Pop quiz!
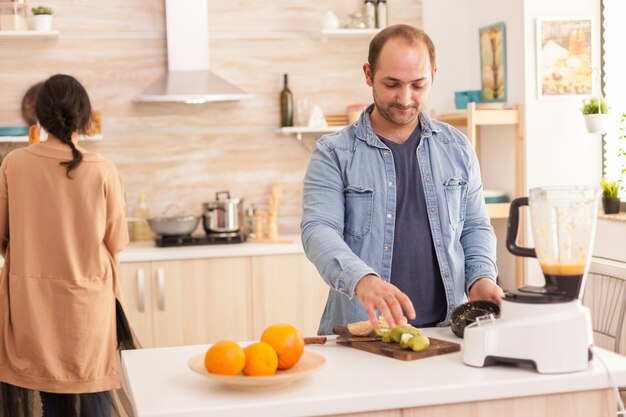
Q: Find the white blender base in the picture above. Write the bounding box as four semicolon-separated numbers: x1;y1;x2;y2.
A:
463;299;594;374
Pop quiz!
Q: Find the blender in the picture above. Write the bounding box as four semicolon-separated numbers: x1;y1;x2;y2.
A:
463;186;600;373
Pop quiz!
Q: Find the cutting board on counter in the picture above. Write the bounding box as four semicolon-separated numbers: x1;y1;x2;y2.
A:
333;326;460;361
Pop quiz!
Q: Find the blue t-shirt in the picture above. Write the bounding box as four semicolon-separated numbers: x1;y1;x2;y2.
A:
379;126;447;327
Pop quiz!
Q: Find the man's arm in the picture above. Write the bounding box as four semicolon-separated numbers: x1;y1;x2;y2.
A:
301;140;378;299
460;144;502;302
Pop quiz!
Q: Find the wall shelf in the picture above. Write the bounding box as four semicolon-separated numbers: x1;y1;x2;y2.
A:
433;102;524;286
320;28;380;38
0;134;103;143
0;30;59;38
278;126;344;140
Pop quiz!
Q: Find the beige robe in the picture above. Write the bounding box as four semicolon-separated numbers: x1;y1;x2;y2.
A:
0;141;129;393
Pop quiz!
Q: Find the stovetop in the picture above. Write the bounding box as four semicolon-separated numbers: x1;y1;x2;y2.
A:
155;233;246;248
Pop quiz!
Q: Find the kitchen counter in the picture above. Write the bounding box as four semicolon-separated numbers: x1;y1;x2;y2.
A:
0;236;306;269
122;327;626;417
119;235;305;263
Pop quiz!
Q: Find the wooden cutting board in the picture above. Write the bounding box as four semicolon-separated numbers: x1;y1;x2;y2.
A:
333;326;460;361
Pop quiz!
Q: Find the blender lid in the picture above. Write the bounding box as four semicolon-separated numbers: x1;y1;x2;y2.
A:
504;287;571;304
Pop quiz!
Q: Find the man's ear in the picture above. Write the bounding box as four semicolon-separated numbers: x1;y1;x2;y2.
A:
363;63;374;87
432;65;438;84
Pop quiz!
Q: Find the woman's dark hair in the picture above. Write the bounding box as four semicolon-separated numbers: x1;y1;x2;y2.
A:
35;74;92;178
368;24;436;77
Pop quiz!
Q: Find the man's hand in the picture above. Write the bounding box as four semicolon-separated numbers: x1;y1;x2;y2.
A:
354;274;416;331
468;278;504;304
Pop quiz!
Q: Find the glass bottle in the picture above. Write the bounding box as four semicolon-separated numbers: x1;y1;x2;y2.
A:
133;193;152;242
364;0;376;29
280;74;294;127
376;0;387;28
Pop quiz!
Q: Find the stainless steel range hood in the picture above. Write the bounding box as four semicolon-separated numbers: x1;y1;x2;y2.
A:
135;0;252;104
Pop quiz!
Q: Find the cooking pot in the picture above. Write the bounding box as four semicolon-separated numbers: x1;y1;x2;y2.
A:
147;215;200;237
132;204;200;237
202;191;243;234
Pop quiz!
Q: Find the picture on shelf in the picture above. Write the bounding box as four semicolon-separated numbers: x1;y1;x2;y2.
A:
479;22;507;103
536;17;592;98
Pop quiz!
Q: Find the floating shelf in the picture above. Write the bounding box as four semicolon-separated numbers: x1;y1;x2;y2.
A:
320;28;380;38
485;202;511;219
278;126;344;140
0;134;103;143
0;30;59;38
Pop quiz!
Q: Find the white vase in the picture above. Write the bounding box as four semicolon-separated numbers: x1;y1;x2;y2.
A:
583;114;610;135
33;14;53;31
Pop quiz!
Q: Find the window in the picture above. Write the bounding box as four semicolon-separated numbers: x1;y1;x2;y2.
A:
602;0;626;199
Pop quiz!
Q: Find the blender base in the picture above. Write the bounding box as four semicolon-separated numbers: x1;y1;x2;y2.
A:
463;298;594;374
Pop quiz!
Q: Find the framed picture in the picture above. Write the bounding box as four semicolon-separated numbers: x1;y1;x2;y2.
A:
536;17;593;98
479;22;507;103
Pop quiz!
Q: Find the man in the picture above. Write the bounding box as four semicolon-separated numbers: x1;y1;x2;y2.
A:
301;24;503;336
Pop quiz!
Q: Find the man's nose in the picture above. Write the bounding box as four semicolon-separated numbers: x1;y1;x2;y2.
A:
397;85;412;106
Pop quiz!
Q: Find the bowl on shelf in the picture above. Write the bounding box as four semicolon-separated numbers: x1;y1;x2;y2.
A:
0;126;29;137
483;190;509;204
454;90;482;110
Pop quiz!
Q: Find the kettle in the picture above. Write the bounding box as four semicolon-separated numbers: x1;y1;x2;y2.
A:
202;191;243;234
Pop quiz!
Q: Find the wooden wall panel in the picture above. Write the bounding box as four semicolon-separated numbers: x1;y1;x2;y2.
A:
0;0;422;234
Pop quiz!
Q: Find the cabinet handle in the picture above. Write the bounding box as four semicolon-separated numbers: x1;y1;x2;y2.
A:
136;268;145;313
156;267;165;311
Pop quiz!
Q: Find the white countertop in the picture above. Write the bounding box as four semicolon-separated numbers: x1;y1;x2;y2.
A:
121;327;626;417
119;235;304;263
0;236;305;269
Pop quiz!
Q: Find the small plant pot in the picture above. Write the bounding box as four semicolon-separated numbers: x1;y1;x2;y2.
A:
583;114;610;135
602;197;621;214
33;15;53;31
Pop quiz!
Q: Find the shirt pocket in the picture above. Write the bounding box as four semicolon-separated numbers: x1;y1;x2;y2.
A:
344;185;374;238
443;177;468;225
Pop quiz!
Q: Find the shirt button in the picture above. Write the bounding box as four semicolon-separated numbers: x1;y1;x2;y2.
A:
384;245;389;252
387;213;392;219
430;208;436;213
388;181;393;187
444;272;449;277
383;152;390;157
436;241;441;246
425;177;430;182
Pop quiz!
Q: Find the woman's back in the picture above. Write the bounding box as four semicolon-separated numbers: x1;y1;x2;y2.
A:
2;142;127;281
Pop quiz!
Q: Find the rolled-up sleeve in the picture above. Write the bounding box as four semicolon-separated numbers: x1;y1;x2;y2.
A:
301;140;377;298
460;146;498;291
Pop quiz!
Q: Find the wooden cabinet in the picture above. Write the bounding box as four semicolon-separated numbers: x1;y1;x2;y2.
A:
250;254;328;338
119;262;154;347
432;103;525;286
119;257;252;348
119;253;328;348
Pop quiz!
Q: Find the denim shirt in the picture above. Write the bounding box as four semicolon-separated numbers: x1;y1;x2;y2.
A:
301;105;498;336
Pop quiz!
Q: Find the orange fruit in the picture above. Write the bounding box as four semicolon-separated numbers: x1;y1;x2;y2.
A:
204;340;246;376
260;323;304;370
242;342;278;376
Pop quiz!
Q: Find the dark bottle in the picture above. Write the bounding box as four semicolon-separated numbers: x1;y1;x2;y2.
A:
280;73;294;127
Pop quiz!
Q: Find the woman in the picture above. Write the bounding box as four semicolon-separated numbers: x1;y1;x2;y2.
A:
0;74;135;417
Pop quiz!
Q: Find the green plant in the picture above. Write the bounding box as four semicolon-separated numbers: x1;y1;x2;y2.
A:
601;177;620;199
581;97;609;115
31;6;53;15
619;112;626;194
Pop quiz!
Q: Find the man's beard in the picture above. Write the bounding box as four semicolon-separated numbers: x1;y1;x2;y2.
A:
375;98;420;126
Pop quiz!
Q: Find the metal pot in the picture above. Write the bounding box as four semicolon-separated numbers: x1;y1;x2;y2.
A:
147;215;200;237
139;204;201;237
202;191;243;234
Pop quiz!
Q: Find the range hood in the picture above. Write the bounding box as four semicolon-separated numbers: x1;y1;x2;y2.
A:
135;0;252;104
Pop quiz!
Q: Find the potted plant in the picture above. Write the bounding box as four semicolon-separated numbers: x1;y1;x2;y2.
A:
582;97;610;134
31;6;53;31
600;177;621;214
